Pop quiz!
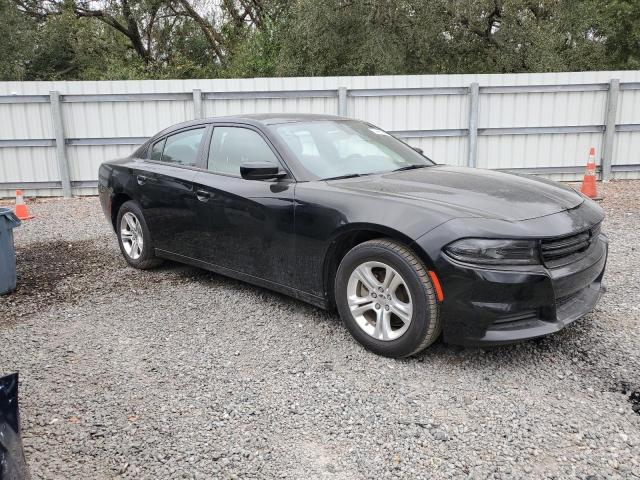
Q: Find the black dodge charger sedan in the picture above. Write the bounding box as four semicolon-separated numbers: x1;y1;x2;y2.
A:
99;114;607;358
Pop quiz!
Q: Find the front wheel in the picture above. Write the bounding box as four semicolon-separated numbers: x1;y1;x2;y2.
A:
116;201;163;270
335;239;441;358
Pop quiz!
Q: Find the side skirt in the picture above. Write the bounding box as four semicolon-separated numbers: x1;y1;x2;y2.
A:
155;249;329;310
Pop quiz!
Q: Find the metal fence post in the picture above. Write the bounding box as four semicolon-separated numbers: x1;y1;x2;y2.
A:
49;91;72;198
338;87;348;117
601;79;619;182
192;89;203;119
468;82;479;168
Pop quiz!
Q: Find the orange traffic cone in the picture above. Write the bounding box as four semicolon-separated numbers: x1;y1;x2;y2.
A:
580;147;602;200
14;189;33;220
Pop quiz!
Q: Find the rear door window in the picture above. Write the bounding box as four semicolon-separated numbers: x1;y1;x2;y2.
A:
156;128;206;167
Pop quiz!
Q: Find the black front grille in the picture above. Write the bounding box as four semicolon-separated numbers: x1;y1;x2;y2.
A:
541;223;601;266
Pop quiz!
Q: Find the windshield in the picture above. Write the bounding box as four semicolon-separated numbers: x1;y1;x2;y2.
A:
271;120;434;180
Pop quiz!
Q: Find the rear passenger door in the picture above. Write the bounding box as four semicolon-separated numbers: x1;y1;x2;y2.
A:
137;126;209;258
191;125;297;287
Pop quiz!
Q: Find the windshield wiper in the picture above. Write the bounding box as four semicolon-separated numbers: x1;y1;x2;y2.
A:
392;164;430;172
323;173;364;181
324;166;428;180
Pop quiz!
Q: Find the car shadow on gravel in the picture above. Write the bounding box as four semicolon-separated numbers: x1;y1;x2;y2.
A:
4;238;638;416
0;238;336;329
1;240;136;326
172;260;637;402
172;262;639;400
412;317;589;367
171;265;337;319
412;313;640;415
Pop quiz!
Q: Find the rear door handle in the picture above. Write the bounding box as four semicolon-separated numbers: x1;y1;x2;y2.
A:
137;175;148;185
196;189;211;202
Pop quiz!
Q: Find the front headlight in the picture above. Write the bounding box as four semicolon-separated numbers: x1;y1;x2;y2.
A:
444;238;540;265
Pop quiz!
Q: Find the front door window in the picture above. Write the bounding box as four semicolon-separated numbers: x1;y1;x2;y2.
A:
207;127;279;176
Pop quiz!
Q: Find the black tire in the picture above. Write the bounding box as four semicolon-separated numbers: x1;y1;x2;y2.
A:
116;200;163;270
335;238;441;358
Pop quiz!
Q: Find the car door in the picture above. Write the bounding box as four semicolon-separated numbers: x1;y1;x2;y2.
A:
191;124;297;288
136;125;209;258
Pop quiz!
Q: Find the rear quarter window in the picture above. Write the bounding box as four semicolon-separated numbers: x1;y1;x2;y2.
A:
150;138;166;161
147;128;206;167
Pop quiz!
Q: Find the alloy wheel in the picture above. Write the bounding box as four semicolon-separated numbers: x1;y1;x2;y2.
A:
120;212;144;260
346;261;413;341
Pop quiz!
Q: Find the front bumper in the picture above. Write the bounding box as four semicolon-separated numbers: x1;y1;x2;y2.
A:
434;234;607;346
414;196;608;347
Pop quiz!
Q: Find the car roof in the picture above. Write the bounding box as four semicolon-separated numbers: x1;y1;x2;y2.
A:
215;113;347;125
161;113;350;134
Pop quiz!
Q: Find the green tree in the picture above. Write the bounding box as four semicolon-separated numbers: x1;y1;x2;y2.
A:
273;0;615;76
407;0;610;74
3;0;640;81
0;0;36;80
602;0;640;69
274;0;415;76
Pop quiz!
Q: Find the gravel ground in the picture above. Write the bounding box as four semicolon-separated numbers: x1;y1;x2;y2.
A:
1;181;639;479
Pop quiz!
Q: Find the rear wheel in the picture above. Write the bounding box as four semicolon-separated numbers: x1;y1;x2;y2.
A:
335;239;441;358
116;201;163;269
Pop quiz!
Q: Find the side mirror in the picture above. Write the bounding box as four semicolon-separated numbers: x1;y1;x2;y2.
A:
240;161;286;180
412;146;424;155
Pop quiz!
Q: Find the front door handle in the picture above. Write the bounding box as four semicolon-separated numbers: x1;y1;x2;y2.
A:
137;175;148;185
196;189;211;202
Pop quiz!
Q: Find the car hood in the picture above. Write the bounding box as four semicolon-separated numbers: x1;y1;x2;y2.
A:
330;165;584;221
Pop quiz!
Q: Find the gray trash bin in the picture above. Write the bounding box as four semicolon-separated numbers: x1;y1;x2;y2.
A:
0;207;21;295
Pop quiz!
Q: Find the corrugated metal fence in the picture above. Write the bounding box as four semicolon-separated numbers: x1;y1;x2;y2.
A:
1;71;639;198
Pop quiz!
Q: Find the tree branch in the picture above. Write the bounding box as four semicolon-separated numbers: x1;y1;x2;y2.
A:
172;0;225;60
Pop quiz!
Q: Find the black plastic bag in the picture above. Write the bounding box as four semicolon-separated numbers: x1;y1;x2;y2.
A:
0;373;29;480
